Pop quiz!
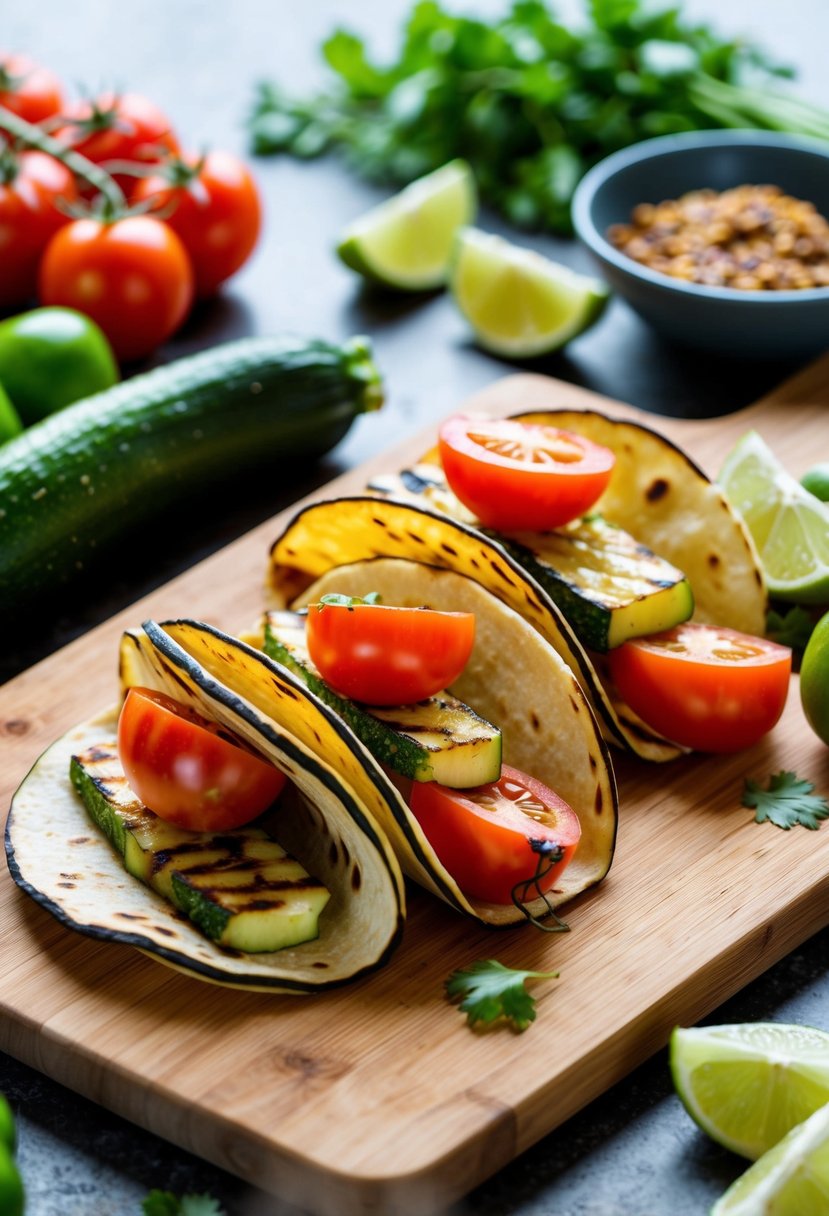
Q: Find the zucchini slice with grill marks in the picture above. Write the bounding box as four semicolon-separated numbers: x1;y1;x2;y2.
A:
70;742;330;953
263;609;502;788
368;464;693;651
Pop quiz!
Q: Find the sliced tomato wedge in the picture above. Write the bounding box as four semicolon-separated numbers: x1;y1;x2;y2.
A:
117;687;286;831
608;623;792;753
409;764;580;905
305;597;475;705
438;413;615;530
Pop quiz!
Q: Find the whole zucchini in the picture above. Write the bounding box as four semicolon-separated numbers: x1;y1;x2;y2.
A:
0;334;383;615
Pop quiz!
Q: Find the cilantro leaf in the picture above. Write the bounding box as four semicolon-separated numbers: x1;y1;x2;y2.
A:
142;1192;226;1216
446;959;558;1032
743;771;829;831
766;606;815;655
317;591;381;610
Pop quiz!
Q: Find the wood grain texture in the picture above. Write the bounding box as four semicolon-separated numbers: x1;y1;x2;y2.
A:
2;362;829;1215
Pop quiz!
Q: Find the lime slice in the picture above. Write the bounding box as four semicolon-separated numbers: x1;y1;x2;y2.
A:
719;430;829;604
671;1023;829;1160
337;160;476;290
711;1101;829;1215
448;227;609;358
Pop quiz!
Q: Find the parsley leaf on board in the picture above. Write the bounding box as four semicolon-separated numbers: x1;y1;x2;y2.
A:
446;959;558;1032
248;0;829;234
142;1192;226;1216
743;771;829;831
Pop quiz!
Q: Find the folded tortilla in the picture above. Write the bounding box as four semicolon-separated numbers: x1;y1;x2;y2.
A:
241;559;617;924
269;409;765;761
6;623;406;993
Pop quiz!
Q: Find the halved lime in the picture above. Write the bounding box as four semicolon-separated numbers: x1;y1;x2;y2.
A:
719;431;829;604
448;227;609;358
336;160;476;290
711;1100;829;1215
671;1023;829;1160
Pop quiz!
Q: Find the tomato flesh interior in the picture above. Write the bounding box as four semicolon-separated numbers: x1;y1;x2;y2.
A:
305;601;475;705
608;622;792;753
409;764;580;905
438;413;616;531
117;686;286;831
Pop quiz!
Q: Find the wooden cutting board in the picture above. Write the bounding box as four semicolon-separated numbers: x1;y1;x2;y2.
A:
2;361;829;1215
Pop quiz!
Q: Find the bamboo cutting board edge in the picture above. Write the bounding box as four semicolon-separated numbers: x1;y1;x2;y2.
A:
1;358;829;1214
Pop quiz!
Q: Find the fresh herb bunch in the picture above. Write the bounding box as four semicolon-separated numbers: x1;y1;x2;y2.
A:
249;0;829;233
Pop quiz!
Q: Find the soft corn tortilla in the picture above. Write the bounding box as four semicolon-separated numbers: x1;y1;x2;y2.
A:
249;559;617;923
7;628;406;993
353;409;766;758
269;494;681;761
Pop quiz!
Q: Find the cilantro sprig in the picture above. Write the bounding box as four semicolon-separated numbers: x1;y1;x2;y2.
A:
248;0;829;234
142;1191;226;1216
446;959;558;1032
743;771;829;831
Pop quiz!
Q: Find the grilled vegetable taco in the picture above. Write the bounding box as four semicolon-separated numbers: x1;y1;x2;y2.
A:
233;558;618;925
269;409;766;761
6;620;406;993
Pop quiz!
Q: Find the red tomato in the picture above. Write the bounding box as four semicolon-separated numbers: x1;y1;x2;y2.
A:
54;92;179;193
0;150;77;309
117;687;286;831
0;52;63;127
132;151;262;297
39;215;194;361
438;414;616;531
608;623;792;753
305;600;475;705
410;765;581;905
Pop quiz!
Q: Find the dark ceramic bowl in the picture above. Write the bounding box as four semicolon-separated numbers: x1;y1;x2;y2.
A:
572;130;829;359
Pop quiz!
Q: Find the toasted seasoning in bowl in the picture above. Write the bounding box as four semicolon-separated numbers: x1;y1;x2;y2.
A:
608;185;829;290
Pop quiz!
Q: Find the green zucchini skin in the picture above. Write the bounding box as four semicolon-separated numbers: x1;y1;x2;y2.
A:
0;335;382;614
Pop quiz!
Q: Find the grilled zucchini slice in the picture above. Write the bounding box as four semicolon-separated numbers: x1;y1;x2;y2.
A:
263;610;502;788
369;465;693;651
70;742;330;953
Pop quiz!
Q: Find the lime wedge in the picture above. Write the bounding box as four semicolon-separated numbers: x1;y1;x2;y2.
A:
711;1101;829;1215
671;1023;829;1160
448;227;609;358
719;430;829;604
337;160;476;290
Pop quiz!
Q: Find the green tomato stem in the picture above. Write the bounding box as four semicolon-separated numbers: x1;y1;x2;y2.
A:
0;104;126;210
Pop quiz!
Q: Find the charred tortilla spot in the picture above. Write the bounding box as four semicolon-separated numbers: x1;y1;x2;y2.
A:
69;836;91;844
489;561;516;587
530;712;540;732
406;530;426;545
708;553;721;567
646;478;670;502
371;516;387;528
116;911;146;921
595;785;603;815
155;926;177;938
569;696;581;713
57;881;75;888
441;543;458;557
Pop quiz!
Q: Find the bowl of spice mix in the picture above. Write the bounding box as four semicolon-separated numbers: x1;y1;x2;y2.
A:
572;130;829;358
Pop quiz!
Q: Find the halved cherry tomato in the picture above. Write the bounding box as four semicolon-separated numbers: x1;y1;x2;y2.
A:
410;765;580;905
39;214;194;361
607;623;791;753
0;149;78;309
0;52;63;128
117;686;286;831
132;150;262;297
305;599;475;705
438;413;615;531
